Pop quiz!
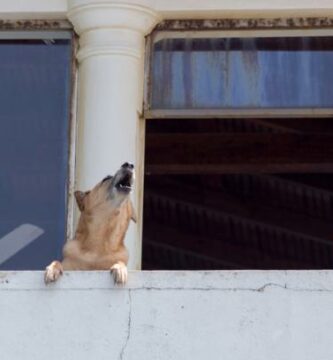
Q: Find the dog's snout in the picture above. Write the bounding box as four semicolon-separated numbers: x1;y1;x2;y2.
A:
121;162;134;170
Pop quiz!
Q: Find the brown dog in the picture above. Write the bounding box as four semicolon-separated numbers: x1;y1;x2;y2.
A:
44;162;136;285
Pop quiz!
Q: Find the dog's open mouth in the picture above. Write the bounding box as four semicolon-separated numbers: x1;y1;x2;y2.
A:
115;172;133;192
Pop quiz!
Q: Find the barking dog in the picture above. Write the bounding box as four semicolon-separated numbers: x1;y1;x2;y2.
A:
44;162;136;285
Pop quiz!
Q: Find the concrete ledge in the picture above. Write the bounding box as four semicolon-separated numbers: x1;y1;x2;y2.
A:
1;271;333;360
1;270;333;291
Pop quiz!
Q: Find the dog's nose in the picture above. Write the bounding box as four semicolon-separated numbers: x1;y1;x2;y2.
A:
122;162;134;170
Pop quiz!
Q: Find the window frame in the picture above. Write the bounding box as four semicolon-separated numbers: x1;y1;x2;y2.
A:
142;18;333;270
144;18;333;119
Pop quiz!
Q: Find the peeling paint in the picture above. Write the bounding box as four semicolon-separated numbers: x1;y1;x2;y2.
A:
155;17;333;31
155;17;333;32
0;20;73;30
0;19;72;31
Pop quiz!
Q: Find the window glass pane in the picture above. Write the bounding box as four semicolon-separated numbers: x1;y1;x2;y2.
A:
0;38;72;270
150;37;333;109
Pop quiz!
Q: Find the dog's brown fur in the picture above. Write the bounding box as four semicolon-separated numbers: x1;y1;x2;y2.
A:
44;163;136;285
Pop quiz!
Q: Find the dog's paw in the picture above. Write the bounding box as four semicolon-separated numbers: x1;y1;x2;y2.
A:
110;262;128;285
44;261;63;284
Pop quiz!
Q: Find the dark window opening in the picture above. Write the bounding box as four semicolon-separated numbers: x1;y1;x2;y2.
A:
142;118;333;270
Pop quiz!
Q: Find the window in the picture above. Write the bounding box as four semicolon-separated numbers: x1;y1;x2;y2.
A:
148;33;333;114
0;31;74;270
142;25;333;270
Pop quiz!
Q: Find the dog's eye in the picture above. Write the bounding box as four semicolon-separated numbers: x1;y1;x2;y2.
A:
102;175;112;183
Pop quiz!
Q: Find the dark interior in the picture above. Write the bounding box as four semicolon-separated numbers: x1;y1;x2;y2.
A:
142;118;333;270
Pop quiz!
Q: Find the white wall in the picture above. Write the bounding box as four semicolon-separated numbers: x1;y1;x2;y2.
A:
1;270;333;360
3;0;333;19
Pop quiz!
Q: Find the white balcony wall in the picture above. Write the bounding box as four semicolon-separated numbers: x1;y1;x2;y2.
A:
1;271;333;360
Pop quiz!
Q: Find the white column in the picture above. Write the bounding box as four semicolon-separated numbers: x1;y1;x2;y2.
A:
67;0;160;269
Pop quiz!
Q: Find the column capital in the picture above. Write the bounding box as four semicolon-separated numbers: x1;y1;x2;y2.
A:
68;0;161;62
68;0;161;35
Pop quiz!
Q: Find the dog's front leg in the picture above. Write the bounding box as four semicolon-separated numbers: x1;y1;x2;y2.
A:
44;261;63;284
110;261;128;285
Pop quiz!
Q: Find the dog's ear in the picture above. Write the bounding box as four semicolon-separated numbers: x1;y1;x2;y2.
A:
74;191;86;212
130;201;137;223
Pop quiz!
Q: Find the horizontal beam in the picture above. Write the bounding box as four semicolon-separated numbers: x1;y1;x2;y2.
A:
0;0;67;20
155;0;333;19
1;269;333;290
145;164;333;175
145;109;333;119
145;133;333;174
2;1;333;22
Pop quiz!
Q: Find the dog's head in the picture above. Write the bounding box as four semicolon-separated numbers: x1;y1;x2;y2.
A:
74;162;136;222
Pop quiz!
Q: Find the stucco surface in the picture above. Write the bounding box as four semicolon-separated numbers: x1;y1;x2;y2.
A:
0;271;333;360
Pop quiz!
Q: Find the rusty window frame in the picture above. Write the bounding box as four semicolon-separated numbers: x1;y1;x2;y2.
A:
144;18;333;119
0;20;78;243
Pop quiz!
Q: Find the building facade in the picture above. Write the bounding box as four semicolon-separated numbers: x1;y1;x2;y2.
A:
1;1;333;359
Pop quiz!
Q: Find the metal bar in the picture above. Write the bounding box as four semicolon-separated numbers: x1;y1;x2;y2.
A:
153;28;333;43
66;33;79;242
0;30;72;40
145;109;333;119
143;34;153;115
